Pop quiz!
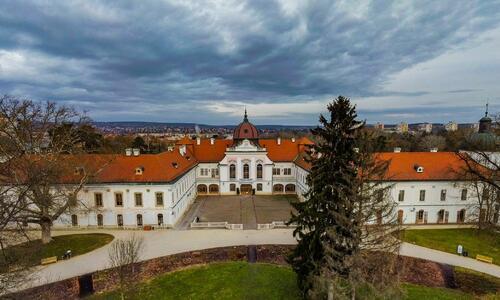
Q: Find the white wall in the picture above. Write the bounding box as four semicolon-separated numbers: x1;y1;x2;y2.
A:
54;167;197;228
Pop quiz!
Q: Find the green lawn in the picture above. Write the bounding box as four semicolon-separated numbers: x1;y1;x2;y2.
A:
91;262;490;300
403;283;472;300
401;228;500;265
3;233;114;267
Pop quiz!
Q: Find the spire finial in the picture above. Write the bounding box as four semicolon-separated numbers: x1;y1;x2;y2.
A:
485;102;489;117
244;106;248;122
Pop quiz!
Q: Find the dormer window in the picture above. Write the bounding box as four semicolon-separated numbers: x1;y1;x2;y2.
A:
414;165;424;173
74;167;84;175
135;167;144;175
172;162;179;169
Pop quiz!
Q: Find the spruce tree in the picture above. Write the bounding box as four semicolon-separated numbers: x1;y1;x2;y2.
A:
289;96;363;296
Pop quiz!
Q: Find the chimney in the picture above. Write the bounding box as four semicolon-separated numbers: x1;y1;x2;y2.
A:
132;148;140;156
277;137;281;145
125;148;132;156
291;137;295;143
196;137;201;145
179;145;186;156
210;137;215;145
430;147;438;152
393;147;401;153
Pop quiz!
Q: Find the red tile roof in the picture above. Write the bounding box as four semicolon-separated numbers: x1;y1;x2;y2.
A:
193;139;233;162
176;137;314;163
85;147;198;184
376;152;469;181
295;151;477;181
46;137;480;184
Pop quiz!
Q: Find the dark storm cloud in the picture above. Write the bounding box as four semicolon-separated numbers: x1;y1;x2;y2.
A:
0;0;499;123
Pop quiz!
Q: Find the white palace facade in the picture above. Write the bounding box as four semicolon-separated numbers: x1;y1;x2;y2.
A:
54;112;499;229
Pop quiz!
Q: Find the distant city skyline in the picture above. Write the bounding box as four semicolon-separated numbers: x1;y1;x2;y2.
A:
0;1;499;125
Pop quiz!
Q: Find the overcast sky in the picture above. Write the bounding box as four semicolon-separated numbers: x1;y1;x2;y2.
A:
0;1;499;125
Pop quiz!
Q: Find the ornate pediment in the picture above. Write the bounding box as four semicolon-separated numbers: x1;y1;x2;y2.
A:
229;139;261;152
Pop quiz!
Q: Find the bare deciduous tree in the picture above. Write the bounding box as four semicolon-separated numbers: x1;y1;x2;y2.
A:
0;95;103;244
457;150;499;230
108;234;145;300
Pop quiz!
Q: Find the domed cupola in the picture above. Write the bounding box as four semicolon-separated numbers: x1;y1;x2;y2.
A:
233;109;259;142
478;104;492;133
469;103;498;150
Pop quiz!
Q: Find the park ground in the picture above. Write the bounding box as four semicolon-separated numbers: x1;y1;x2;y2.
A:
1;233;113;268
176;194;297;229
401;228;499;266
89;262;498;299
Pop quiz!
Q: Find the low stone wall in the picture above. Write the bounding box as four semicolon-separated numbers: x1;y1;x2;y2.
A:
7;245;453;300
190;221;244;230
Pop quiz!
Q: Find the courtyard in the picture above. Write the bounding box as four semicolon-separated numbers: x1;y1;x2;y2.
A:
177;195;298;229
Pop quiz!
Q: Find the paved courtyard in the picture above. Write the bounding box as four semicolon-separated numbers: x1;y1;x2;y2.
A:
177;194;298;229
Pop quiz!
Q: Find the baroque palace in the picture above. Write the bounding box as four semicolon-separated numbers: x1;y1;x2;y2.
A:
55;111;499;228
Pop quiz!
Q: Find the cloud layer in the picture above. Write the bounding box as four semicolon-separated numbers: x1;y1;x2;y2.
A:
0;0;499;124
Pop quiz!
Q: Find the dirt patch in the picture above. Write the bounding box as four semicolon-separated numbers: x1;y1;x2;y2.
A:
398;256;448;288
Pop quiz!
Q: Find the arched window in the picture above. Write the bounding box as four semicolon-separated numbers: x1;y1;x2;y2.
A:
257;164;263;179
117;214;123;227
397;210;404;224
416;210;425;224
285;184;296;193
137;214;143;226
97;214;103;227
243;164;249;179
71;214;78;226
229;164;236;179
438;209;445;223
457;209;466;223
158;213;164;226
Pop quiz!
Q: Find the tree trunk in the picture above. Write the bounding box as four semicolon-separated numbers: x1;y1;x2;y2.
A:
40;221;52;244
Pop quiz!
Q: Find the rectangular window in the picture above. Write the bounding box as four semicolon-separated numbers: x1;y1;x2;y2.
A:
284;168;292;175
135;193;143;206
211;168;219;178
156;192;164;206
398;190;405;202
440;189;447;201
94;192;103;207
419;190;426;202
257;183;263;191
115;193;123;207
461;189;467;201
273;168;280;175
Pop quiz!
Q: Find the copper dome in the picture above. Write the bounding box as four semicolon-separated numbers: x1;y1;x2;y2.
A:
233;109;259;140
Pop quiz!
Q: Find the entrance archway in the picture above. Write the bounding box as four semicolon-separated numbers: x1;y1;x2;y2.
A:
273;184;284;194
209;184;219;194
197;184;208;194
240;184;252;195
285;184;295;193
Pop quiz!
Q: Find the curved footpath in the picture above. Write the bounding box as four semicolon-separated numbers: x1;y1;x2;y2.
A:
21;229;500;291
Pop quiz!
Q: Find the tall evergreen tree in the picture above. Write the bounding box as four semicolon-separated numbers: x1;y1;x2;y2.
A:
289;96;363;295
